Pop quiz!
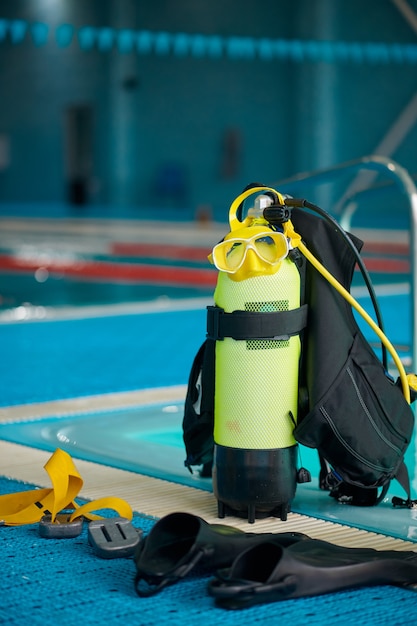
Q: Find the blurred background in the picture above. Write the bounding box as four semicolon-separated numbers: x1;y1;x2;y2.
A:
0;0;416;217
0;0;416;317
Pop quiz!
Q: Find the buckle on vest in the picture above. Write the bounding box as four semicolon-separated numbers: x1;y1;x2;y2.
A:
206;306;224;341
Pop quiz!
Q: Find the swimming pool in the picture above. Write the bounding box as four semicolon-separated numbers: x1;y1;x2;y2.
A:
0;399;416;542
0;271;213;313
1;215;415;547
0;215;220;314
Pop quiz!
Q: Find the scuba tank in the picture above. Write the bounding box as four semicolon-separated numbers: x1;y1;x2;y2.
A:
183;184;416;518
208;186;309;523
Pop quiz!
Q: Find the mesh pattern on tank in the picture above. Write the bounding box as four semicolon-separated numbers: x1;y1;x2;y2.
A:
245;300;289;350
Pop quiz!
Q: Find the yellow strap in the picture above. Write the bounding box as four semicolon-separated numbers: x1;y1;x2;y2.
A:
228;186;285;231
68;497;134;522
0;448;133;526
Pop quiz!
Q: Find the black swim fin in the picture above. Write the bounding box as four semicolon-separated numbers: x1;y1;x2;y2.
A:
134;511;309;596
208;538;417;608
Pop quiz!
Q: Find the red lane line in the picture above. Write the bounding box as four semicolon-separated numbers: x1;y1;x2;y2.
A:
0;255;218;287
363;242;409;256
111;241;409;261
0;253;409;283
111;242;211;262
360;258;410;273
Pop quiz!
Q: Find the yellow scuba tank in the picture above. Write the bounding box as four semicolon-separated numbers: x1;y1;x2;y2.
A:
208;186;307;522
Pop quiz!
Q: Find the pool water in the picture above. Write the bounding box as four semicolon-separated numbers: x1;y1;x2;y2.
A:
0;402;210;489
0;401;416;542
0;272;213;311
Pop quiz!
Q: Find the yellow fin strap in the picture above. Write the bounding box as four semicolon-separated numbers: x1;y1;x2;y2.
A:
69;497;133;523
0;448;133;526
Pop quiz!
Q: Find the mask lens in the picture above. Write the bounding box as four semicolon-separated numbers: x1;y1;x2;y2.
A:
212;240;245;272
255;233;288;264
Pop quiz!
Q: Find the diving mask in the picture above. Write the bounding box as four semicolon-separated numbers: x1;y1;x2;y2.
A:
211;229;289;274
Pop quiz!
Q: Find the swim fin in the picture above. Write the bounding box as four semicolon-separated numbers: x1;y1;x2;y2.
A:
208;538;417;608
134;511;309;596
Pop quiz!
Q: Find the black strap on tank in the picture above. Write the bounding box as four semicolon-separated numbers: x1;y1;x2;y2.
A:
206;304;308;341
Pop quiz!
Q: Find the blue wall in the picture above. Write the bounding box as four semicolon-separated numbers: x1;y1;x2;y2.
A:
0;0;416;219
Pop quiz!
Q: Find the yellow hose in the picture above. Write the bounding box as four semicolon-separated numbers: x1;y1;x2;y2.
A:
224;189;411;403
297;239;411;404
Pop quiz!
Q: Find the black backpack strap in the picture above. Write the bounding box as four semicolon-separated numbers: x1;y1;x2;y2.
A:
320;453;416;508
206;304;308;341
391;461;417;508
182;339;215;474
